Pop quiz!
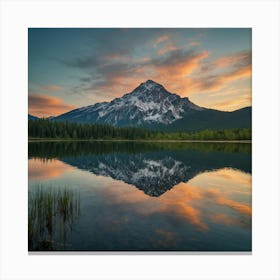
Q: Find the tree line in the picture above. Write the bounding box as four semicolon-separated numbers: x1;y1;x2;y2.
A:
28;119;251;140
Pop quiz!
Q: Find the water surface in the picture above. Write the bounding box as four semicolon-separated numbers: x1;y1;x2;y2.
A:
28;141;251;251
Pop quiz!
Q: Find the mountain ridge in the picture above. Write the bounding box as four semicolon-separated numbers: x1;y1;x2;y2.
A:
32;80;251;132
55;80;205;127
28;114;38;120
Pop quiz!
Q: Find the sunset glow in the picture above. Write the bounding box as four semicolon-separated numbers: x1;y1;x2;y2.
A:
29;28;251;117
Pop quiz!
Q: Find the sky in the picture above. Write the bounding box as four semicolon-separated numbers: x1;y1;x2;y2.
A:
28;28;252;117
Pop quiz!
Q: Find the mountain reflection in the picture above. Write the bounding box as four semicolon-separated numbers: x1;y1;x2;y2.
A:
29;141;251;197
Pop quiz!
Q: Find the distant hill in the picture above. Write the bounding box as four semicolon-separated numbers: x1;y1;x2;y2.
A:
149;107;252;132
28;114;38;120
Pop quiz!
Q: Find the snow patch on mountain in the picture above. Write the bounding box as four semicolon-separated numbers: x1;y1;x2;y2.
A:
54;80;205;126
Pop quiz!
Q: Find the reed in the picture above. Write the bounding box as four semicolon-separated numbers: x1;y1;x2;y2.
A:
28;185;80;251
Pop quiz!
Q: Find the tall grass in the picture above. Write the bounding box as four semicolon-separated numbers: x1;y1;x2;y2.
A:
28;185;80;251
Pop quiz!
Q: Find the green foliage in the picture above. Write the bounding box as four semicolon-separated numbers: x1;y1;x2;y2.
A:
28;119;151;140
175;128;252;141
28;119;252;141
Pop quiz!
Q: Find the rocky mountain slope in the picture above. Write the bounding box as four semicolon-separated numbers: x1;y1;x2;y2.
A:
53;80;251;131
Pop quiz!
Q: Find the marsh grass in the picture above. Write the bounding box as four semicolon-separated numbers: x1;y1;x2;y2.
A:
28;185;80;251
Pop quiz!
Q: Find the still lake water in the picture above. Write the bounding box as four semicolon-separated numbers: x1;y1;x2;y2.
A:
28;141;251;252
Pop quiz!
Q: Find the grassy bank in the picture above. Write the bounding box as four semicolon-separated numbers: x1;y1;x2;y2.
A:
28;185;80;251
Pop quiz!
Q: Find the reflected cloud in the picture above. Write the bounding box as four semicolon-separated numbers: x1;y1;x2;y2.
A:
28;159;73;181
96;168;251;232
207;168;252;186
29;141;252;234
210;214;233;225
215;197;251;216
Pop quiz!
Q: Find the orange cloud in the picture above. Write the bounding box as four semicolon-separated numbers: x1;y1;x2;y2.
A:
219;65;252;84
29;94;76;117
178;63;251;98
74;47;250;112
212;94;251;111
215;57;235;68
94;50;209;100
40;85;63;91
85;50;210;103
165;50;252;99
92;58;250;112
158;50;209;77
156;36;201;55
207;87;245;98
136;50;210;95
214;51;251;69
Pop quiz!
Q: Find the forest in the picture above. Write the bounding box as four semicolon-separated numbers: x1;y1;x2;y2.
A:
28;119;252;141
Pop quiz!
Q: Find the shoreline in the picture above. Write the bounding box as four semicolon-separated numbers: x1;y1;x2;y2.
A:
28;138;252;143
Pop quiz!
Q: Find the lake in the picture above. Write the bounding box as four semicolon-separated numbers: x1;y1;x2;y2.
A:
28;141;252;252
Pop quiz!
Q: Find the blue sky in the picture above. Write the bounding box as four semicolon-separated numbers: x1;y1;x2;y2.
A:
28;28;251;117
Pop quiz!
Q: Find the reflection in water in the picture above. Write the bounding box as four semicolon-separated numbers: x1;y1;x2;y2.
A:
28;159;72;181
28;141;252;251
60;144;251;196
98;169;251;232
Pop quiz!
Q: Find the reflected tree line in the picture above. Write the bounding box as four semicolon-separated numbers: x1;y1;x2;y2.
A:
28;141;251;160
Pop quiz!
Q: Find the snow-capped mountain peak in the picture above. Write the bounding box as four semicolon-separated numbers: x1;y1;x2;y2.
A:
55;80;204;126
137;79;163;91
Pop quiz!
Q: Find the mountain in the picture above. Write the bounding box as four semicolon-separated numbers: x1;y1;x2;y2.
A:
55;80;203;126
54;80;251;131
28;114;38;120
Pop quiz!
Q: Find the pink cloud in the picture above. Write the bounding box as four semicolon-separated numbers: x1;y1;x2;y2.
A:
29;94;76;117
